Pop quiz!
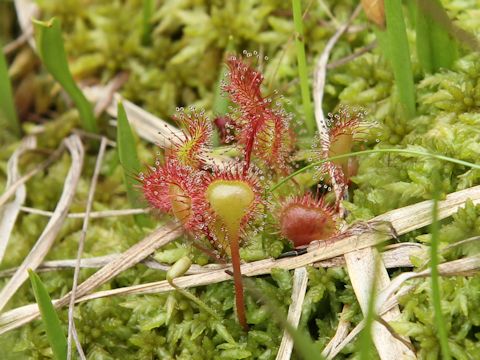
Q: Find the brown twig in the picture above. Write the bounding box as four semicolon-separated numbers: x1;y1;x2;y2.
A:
2;28;34;55
327;41;377;69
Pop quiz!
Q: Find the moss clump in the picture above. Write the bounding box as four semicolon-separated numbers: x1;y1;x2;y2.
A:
1;0;480;358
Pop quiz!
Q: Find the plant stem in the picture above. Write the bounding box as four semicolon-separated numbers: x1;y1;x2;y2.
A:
141;0;154;46
0;42;21;137
168;281;220;320
291;0;315;135
229;230;248;331
416;0;457;73
383;0;416;118
271;148;480;192
430;169;452;359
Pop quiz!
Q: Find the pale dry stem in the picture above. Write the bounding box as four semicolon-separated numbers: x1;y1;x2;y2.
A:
0;136;36;263
275;267;309;360
67;137;107;360
0;135;84;312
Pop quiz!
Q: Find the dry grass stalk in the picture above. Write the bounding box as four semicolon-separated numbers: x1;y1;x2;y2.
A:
1;185;479;333
93;72;129;117
345;248;415;359
0;136;36;263
67;137;107;360
0;255;223;277
0;141;65;208
2;28;34;55
13;0;38;50
327;254;480;358
20;206;149;219
0;242;421;278
275;267;309;360
83;86;182;147
326;41;377;69
313;4;362;136
338;182;480;359
322;305;351;358
0;135;84;312
0;223;183;334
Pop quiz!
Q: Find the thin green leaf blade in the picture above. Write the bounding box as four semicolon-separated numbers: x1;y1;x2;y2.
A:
416;0;457;73
383;0;416;118
292;0;315;135
0;42;21;137
28;269;67;360
141;0;154;46
416;8;434;73
117;102;151;227
416;0;458;73
33;18;98;133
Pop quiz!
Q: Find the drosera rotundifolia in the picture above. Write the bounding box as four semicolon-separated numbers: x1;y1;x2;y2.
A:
140;54;376;330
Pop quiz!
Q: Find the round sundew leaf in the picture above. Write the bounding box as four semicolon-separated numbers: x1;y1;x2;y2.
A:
329;133;353;168
206;180;255;234
169;184;192;224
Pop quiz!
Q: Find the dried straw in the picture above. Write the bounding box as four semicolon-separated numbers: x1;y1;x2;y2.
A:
0;135;84;312
275;267;309;360
0;136;36;263
2;184;478;335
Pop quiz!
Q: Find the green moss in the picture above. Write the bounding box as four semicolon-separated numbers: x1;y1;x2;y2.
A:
2;0;480;358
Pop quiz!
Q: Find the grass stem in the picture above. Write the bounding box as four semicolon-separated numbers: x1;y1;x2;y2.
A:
383;0;416;118
0;42;21;137
141;0;154;46
292;0;315;135
117;102;151;227
271;148;480;192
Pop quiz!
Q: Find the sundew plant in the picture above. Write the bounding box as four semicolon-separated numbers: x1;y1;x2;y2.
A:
0;0;480;360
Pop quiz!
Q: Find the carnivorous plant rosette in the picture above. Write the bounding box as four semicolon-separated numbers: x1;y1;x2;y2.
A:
139;55;360;331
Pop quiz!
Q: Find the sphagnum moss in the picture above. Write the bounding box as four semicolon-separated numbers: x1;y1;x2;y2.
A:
1;0;480;359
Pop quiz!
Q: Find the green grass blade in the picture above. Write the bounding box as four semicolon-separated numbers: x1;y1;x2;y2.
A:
117;102;151;227
415;5;434;73
0;42;21;137
33;18;98;133
271;148;480;192
416;0;457;73
427;0;457;71
430;169;452;359
141;0;154;46
291;0;315;135
28;269;67;360
383;0;416;118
